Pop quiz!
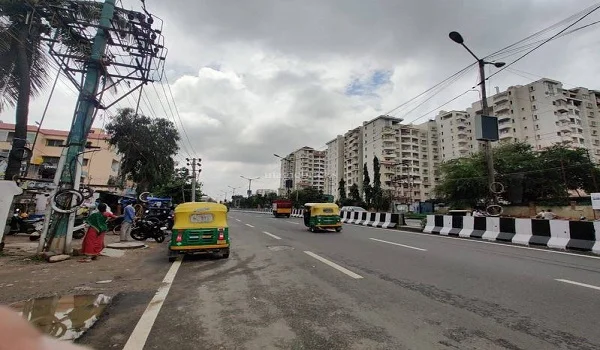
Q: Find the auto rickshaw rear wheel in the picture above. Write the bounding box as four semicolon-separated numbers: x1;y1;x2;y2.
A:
335;227;342;232
222;248;230;259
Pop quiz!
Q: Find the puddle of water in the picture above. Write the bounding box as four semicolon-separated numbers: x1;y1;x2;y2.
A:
10;294;111;341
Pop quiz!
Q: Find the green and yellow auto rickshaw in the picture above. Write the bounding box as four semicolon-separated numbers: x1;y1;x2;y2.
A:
303;203;342;232
168;202;230;262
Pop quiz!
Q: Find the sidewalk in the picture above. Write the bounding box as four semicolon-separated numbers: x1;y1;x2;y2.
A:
0;233;162;305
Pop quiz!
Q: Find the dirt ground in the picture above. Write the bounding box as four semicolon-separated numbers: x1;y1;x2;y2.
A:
0;233;167;305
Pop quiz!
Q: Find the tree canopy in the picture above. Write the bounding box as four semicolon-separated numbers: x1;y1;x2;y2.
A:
152;167;203;204
105;108;180;192
434;142;600;207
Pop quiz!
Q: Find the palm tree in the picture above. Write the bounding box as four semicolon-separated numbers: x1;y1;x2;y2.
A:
0;0;127;180
0;0;50;179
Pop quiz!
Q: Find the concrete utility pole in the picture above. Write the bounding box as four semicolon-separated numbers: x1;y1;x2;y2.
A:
240;175;259;197
46;0;117;254
35;0;167;254
187;158;201;202
449;31;505;204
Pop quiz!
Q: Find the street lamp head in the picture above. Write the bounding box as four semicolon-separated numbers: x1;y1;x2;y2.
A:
273;153;281;158
449;31;464;44
493;62;506;68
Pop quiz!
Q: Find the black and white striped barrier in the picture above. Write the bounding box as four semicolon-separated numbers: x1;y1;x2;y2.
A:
341;211;400;229
424;215;600;254
291;209;304;218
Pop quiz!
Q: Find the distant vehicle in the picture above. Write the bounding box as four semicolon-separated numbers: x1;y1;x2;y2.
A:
272;199;292;218
340;206;366;212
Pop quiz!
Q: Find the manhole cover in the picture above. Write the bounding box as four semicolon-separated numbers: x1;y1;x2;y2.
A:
106;242;146;249
267;245;294;251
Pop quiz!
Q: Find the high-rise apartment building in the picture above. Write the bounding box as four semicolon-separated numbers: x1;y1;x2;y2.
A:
278;146;327;193
343;126;364;193
439;78;600;162
324;115;440;204
325;135;344;199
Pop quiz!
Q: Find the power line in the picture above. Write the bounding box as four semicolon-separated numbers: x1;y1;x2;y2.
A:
162;74;196;157
486;4;600;82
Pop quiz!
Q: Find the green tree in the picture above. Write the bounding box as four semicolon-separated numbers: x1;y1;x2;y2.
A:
434;153;487;207
338;178;347;200
152;167;203;204
290;186;325;208
105;108;180;192
363;163;372;207
348;183;361;202
434;142;600;207
372;156;384;210
0;0;126;180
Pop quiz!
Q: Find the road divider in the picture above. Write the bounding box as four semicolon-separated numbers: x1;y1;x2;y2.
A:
341;211;401;229
424;215;600;255
369;238;427;252
304;251;363;279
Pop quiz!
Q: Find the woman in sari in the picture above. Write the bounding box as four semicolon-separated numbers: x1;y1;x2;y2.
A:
79;203;109;262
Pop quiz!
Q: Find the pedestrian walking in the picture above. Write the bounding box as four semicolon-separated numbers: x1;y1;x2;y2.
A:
79;203;110;262
120;200;136;242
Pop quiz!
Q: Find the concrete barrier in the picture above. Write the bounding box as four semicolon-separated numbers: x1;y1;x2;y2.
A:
424;214;600;254
340;211;400;229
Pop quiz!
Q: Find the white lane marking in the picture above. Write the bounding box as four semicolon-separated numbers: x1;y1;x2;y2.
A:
263;231;282;240
556;279;600;291
286;221;300;225
245;224;255;228
377;228;600;261
234;218;241;222
304;251;363;279
369;238;427;252
122;259;182;350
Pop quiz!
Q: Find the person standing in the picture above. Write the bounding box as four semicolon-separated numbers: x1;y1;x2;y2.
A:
79;203;109;262
121;200;136;242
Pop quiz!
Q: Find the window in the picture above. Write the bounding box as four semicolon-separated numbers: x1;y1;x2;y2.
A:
535;124;539;130
46;139;63;147
532;105;537;110
531;95;536;101
534;115;538;120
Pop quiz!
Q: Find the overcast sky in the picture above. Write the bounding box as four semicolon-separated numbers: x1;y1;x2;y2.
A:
2;0;600;200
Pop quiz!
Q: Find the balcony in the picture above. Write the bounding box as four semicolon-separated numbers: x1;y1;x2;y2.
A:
382;126;395;136
498;115;511;123
456;129;468;137
383;143;396;151
493;92;509;104
556;104;569;113
495;103;510;113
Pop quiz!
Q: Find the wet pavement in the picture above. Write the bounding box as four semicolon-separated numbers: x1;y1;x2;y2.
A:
10;294;112;341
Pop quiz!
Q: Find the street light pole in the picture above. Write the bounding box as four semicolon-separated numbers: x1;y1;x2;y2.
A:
240;175;259;197
449;31;505;204
274;153;296;201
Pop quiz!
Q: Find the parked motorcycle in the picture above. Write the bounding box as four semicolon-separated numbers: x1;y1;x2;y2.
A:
8;215;44;235
143;208;174;230
130;218;167;243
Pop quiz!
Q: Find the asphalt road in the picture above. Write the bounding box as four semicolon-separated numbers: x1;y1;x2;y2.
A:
81;212;600;350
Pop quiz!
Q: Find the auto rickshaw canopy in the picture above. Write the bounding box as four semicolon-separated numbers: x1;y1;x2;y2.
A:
304;202;340;215
173;202;228;230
